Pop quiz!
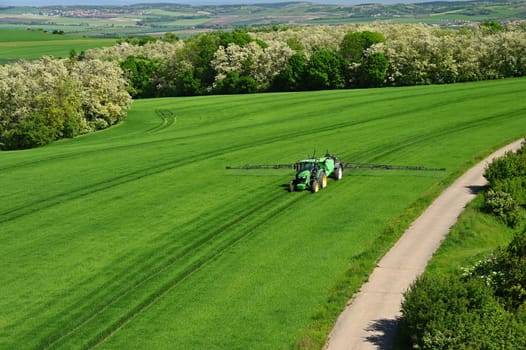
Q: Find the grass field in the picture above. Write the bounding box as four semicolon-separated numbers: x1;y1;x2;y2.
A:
0;29;116;63
1;79;526;349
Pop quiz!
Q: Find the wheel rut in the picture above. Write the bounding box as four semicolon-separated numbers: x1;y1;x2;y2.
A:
37;186;304;350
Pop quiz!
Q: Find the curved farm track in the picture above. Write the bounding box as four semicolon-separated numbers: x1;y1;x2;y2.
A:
325;139;525;350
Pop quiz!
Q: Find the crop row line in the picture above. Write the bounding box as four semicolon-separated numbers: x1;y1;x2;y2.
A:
38;186;301;350
2;83;515;234
338;97;524;165
0;80;492;173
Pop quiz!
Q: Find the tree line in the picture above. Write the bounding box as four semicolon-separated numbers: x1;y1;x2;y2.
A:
1;22;526;150
83;21;526;99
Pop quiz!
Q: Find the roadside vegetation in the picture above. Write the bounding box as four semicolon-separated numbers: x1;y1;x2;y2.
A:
400;140;526;349
1;79;526;350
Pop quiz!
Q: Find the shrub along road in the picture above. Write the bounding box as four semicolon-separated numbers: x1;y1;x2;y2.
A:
325;139;525;350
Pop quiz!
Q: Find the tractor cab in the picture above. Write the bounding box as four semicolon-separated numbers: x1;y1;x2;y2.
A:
293;160;317;191
295;160;317;173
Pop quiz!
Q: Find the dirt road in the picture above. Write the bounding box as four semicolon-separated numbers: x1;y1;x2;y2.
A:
325;139;524;350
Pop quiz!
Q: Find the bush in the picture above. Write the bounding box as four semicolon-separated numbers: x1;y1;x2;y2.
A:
303;50;348;90
354;52;388;88
485;189;522;227
120;56;162;98
401;275;526;349
270;53;306;92
467;230;526;311
484;145;526;189
213;71;257;94
1;114;56;150
483;140;526;227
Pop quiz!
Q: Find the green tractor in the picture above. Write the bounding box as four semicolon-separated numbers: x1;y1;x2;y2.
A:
226;152;445;194
289;154;343;193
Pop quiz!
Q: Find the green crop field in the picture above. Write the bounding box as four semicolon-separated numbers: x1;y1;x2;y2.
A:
1;79;526;349
0;29;116;63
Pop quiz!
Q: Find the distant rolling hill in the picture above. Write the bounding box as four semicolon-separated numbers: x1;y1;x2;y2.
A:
2;0;471;7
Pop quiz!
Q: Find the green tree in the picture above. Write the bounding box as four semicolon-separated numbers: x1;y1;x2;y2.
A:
402;275;526;350
484;143;526;226
355;52;388;88
340;31;386;63
217;29;253;47
213;71;257;94
2;113;56;150
120;56;161;98
162;32;179;43
270;53;306;91
481;20;504;33
304;50;348;90
468;230;526;310
175;69;201;96
183;33;221;93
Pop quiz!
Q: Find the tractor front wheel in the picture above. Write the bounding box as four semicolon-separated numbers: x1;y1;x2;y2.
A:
288;181;295;192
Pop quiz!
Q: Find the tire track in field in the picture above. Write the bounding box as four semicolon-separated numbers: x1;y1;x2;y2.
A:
0;86;514;225
127;81;516;148
38;187;304;350
337;100;525;165
0;81;492;174
65;99;517;348
19;185;272;344
6;81;524;348
29;188;277;347
145;109;176;133
0;140;268;224
0;80;520;224
131;81;516;155
34;201;262;348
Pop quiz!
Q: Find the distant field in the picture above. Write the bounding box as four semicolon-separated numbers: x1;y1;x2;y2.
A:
1;79;526;349
0;29;116;63
1;1;525;37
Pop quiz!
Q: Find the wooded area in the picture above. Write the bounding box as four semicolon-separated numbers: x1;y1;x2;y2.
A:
1;21;525;150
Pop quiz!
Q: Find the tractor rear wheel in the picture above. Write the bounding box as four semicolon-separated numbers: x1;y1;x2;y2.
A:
334;165;343;180
310;180;319;193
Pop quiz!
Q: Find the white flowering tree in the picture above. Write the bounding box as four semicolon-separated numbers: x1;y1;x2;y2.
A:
0;58;84;149
212;40;293;90
0;57;131;149
71;59;132;130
